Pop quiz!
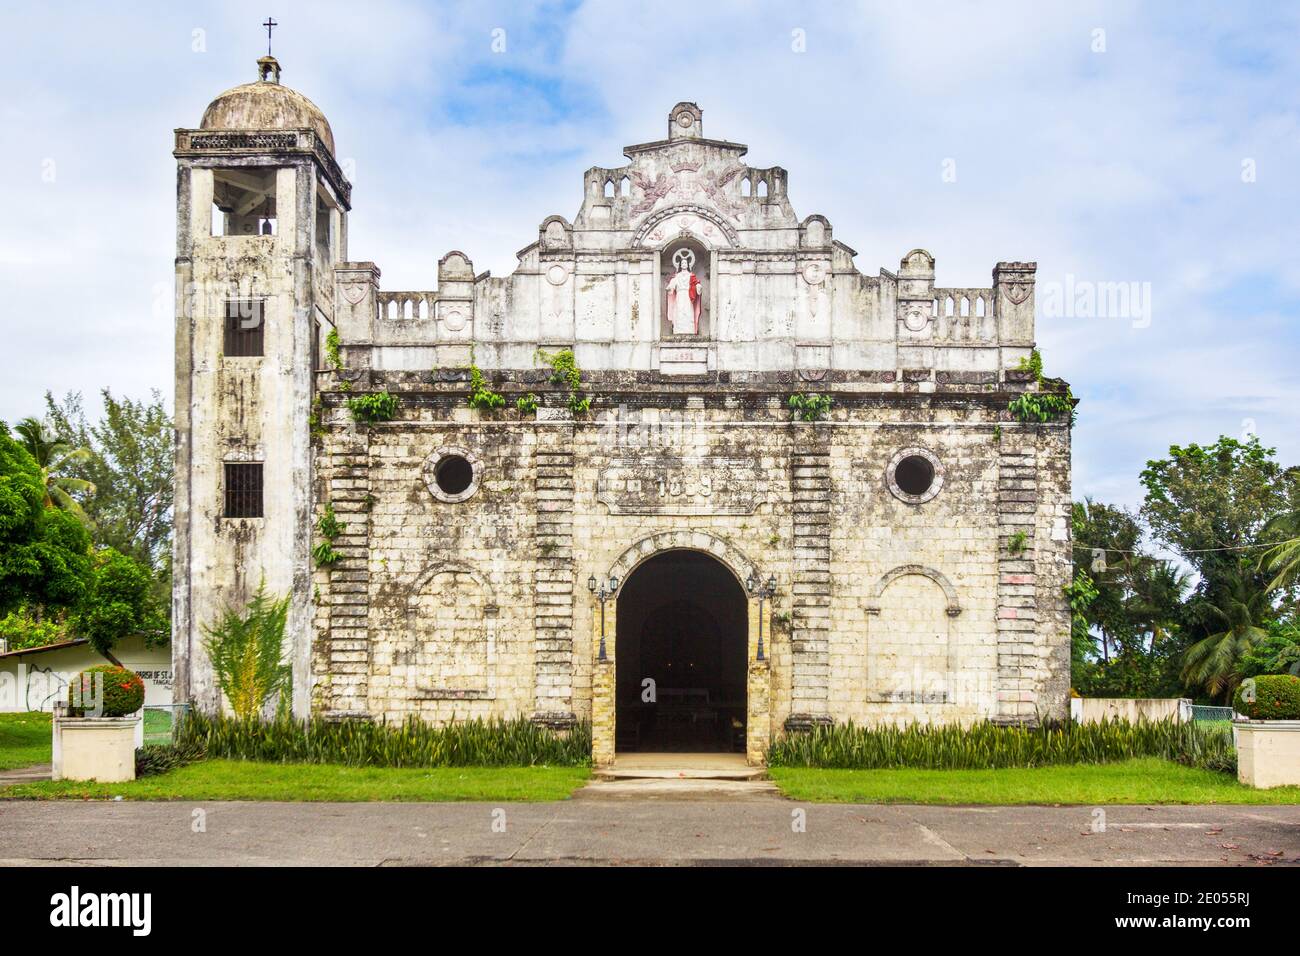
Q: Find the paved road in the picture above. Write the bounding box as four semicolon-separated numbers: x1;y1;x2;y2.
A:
1;800;1297;866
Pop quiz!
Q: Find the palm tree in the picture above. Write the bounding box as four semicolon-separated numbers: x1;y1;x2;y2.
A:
1180;572;1270;702
1259;508;1300;594
13;417;96;525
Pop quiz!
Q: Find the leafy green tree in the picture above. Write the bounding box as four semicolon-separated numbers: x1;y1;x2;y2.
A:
42;390;173;610
0;422;93;617
12;417;96;525
0;605;69;651
1069;499;1188;697
71;547;168;656
201;581;291;719
1140;436;1297;699
1236;619;1300;679
1259;493;1300;595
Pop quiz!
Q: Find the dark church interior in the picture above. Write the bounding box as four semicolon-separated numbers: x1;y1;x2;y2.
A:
615;550;748;753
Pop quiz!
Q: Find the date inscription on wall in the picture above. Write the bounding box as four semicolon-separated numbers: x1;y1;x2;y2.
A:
596;456;763;515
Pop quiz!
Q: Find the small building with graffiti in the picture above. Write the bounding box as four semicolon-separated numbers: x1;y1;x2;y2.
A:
0;636;172;713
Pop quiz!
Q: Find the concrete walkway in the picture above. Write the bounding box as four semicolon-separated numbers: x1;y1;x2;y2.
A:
1;800;1296;866
0;765;50;787
580;752;781;800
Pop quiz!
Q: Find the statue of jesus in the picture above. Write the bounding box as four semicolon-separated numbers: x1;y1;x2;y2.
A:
665;248;701;335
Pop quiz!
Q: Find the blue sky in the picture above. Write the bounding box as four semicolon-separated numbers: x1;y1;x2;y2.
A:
2;0;1297;511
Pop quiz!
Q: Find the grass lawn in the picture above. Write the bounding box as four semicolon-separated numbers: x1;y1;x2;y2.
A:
768;758;1300;805
142;708;173;745
1;758;590;802
0;712;52;770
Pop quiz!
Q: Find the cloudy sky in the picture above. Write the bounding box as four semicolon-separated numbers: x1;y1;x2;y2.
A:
2;1;1297;509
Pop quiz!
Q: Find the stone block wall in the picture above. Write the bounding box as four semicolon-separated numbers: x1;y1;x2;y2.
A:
307;373;1072;742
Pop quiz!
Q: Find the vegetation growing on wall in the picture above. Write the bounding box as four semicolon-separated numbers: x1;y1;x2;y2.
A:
324;327;343;371
788;392;833;422
1007;348;1076;426
537;348;590;416
312;502;344;569
346;390;398;423
466;363;506;412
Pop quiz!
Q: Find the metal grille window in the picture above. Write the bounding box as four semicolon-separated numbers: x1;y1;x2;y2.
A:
224;299;265;357
223;463;264;518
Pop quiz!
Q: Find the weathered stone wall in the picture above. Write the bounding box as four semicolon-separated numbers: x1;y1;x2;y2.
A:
306;375;1072;739
174;90;1074;746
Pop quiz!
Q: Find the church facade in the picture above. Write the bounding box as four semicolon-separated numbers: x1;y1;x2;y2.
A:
172;58;1073;764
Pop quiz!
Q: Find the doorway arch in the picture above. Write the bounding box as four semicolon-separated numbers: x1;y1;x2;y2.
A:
615;550;748;753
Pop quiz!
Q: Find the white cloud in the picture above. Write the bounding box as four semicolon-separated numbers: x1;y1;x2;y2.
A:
1;0;1297;506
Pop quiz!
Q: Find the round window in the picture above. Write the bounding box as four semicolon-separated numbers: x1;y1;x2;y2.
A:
886;447;944;504
894;455;935;496
435;455;473;496
422;446;482;503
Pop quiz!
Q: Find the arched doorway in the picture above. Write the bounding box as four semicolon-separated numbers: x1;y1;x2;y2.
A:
615;550;748;753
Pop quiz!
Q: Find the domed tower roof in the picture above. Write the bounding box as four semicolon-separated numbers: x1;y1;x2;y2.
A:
200;56;335;155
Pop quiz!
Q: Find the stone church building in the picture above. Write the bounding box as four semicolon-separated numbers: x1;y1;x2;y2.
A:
172;57;1073;764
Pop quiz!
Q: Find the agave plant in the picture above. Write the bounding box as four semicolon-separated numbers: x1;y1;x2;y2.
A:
766;716;1233;773
174;710;592;767
13;416;96;525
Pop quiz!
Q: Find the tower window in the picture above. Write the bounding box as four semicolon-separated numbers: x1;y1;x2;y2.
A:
224;299;265;357
211;167;278;237
223;463;264;518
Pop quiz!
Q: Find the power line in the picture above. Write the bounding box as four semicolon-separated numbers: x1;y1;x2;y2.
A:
1070;536;1300;556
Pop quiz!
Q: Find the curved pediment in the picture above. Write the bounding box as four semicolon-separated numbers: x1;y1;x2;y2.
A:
631;204;741;249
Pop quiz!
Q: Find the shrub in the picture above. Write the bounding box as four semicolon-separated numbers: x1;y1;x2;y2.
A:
788;392;833;422
1008;389;1076;425
0;606;68;651
175;711;592;768
1233;674;1300;720
467;364;506;411
537;348;590;417
201;581;291;720
135;738;206;777
346;390;398;423
72;547;167;655
67;664;144;717
767;717;1235;774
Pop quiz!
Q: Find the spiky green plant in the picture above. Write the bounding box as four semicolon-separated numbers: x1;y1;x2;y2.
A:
175;711;592;767
201;581;291;720
767;717;1234;774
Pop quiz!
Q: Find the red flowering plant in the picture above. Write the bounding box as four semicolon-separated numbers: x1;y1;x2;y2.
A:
1233;674;1300;721
66;664;145;717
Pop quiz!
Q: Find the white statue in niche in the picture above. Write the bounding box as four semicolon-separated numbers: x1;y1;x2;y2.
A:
665;248;701;335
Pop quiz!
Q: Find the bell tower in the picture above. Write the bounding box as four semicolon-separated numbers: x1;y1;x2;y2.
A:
172;52;351;716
